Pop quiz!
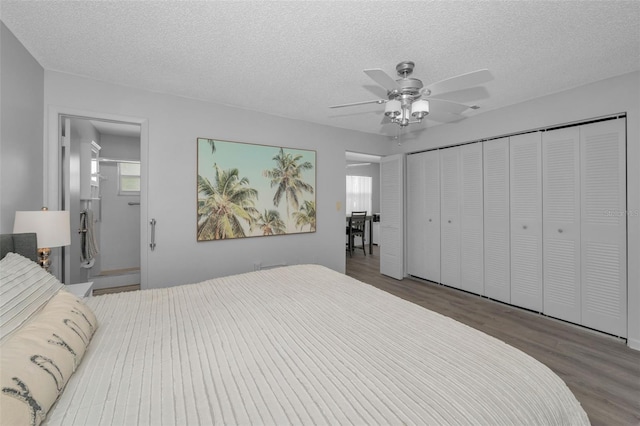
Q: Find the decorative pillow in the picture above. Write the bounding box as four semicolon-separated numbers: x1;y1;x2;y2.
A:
0;253;64;343
0;290;98;426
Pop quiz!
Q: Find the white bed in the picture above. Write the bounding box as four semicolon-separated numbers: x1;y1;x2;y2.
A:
1;253;589;425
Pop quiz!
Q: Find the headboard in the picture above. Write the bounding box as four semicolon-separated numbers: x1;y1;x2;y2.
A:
0;233;38;261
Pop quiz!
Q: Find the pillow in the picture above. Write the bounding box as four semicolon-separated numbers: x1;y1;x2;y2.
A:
0;290;98;426
0;253;64;343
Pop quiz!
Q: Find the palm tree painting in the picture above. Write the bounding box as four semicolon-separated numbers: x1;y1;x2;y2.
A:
197;165;259;240
263;147;314;227
197;138;315;241
292;200;316;232
257;210;286;236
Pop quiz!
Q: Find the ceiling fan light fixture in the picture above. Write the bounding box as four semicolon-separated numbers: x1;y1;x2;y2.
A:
330;61;492;130
384;100;401;118
400;107;412;127
411;100;429;120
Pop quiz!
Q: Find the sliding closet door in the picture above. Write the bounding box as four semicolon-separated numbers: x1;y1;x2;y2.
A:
407;151;440;282
510;132;543;312
440;147;461;289
407;152;428;279
380;154;405;280
542;127;581;323
460;143;484;294
423;151;441;283
483;138;510;303
580;119;627;337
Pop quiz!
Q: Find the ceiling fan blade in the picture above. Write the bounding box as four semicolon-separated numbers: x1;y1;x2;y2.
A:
428;98;472;115
427;86;490;103
364;69;400;92
329;99;386;109
425;69;493;98
425;110;465;123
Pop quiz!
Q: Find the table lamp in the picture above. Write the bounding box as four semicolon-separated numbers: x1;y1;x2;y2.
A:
13;207;71;271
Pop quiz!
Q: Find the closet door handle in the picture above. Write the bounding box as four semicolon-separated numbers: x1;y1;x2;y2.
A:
558;228;563;233
523;225;528;230
150;219;157;251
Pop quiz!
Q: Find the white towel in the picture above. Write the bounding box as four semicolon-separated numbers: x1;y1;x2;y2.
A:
80;209;99;264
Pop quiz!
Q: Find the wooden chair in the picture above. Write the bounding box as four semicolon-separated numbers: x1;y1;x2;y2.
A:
346;211;367;256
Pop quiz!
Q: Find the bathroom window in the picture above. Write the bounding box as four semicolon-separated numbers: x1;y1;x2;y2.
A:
118;162;141;195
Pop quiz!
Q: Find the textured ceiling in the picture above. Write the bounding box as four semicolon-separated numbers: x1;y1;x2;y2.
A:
2;1;639;136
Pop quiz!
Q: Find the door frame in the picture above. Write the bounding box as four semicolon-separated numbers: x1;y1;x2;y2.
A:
45;106;149;287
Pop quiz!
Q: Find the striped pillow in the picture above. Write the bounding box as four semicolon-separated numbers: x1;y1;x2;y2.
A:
0;290;98;426
0;253;64;343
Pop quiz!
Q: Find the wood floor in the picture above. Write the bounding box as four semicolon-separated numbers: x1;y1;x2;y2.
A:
92;284;140;296
96;267;140;276
346;246;640;426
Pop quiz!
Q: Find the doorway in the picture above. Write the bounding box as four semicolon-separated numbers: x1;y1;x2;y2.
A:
60;116;142;290
345;151;382;248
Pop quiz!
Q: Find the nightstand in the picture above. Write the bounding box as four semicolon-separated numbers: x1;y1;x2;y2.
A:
65;281;94;298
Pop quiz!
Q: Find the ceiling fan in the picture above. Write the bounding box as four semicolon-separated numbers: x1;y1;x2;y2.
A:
330;61;493;127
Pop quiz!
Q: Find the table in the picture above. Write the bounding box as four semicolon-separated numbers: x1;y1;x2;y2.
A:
65;281;94;298
346;215;374;255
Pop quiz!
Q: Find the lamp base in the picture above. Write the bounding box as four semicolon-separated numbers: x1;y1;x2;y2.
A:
37;247;51;272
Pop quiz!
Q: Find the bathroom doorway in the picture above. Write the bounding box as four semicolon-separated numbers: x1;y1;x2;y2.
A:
61;116;142;290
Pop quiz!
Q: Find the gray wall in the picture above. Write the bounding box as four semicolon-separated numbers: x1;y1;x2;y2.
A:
43;71;393;289
0;22;44;232
100;134;140;161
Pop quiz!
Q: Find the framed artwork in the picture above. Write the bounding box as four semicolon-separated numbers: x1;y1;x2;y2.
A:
197;138;316;241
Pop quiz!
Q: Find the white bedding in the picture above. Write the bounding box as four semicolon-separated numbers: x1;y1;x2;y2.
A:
46;264;589;425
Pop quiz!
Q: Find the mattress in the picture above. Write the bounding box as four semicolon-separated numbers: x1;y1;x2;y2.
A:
46;264;589;425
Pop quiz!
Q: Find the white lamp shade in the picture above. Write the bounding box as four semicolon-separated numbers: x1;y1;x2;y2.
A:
384;100;401;117
411;100;430;118
13;210;71;248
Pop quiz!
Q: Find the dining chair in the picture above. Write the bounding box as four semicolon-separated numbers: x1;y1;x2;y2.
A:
346;211;367;257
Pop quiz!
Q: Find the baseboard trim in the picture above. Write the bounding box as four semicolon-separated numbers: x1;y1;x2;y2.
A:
627;337;640;351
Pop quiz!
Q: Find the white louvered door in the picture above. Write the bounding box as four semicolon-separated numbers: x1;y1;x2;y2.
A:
542;127;581;324
510;133;543;312
380;154;405;280
423;151;441;283
580;119;627;337
407;151;440;282
483;138;510;303
440;147;461;289
407;153;428;279
460;143;484;295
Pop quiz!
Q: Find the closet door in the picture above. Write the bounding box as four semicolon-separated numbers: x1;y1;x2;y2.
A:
423;150;441;283
407;152;428;279
483;138;510;303
380;154;405;280
580;119;627;337
440;147;461;289
542;127;581;324
460;143;484;295
407;151;441;282
510;132;543;312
